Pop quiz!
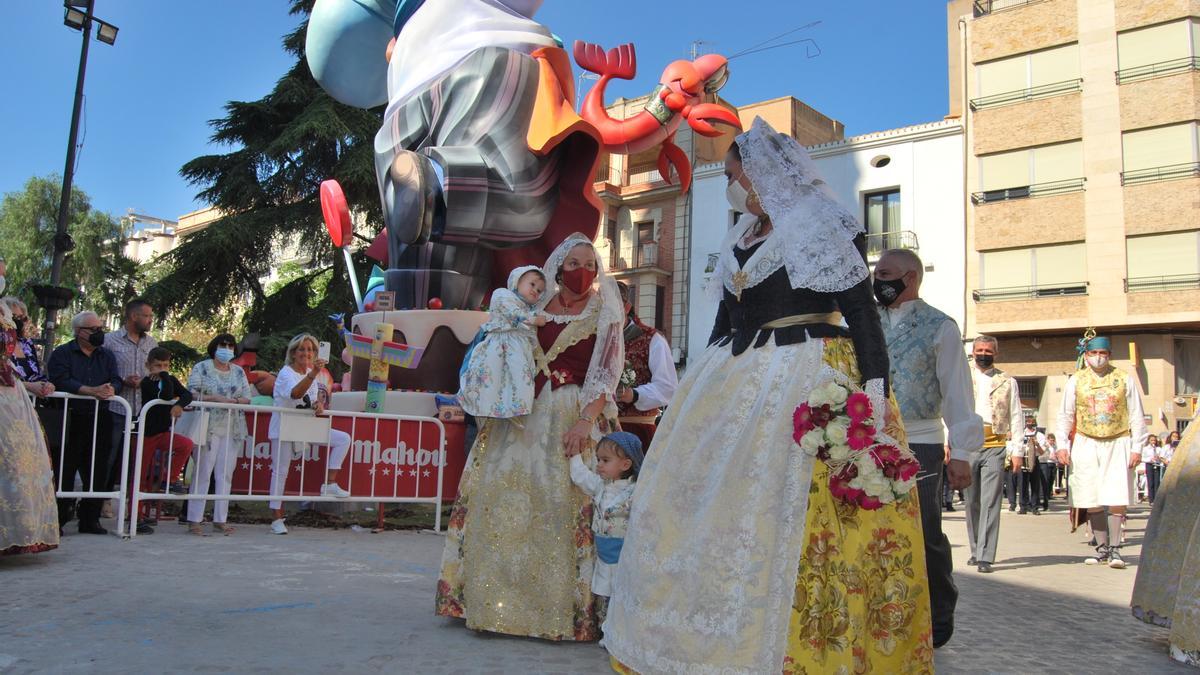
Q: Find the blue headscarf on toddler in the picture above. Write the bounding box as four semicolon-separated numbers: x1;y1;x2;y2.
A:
601;431;644;477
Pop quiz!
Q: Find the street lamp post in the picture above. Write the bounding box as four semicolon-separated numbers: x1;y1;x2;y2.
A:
38;0;119;358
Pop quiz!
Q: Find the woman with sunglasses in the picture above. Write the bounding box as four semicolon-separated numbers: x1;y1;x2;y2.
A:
185;333;256;535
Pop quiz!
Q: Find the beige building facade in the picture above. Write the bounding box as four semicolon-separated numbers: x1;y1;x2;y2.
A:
949;0;1200;432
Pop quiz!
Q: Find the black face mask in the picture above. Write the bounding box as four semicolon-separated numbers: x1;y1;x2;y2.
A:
86;329;106;347
975;354;994;369
873;277;906;307
12;316;24;336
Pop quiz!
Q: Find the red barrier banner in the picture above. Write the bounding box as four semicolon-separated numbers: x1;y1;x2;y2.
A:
228;413;466;503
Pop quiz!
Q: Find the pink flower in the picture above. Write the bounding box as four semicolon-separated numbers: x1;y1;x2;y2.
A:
847;422;875;450
845;392;872;424
895;456;921;482
793;404;815;441
872;444;901;469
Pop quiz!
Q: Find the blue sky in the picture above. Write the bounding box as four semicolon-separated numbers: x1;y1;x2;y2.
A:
0;1;950;222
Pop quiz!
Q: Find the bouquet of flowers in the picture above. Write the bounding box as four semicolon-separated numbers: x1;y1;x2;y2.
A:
619;363;638;389
792;380;920;510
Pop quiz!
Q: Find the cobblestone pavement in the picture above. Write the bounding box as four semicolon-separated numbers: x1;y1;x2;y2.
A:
0;497;1187;674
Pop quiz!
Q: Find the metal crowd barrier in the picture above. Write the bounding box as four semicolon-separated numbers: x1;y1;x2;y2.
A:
128;399;448;539
26;391;134;538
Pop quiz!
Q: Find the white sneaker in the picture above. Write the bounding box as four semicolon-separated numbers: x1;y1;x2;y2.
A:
321;483;351;498
270;518;288;535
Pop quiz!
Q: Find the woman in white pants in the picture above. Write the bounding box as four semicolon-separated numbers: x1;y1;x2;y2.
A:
267;334;351;535
186;334;257;535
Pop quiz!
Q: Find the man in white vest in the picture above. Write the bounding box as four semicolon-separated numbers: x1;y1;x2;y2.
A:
1055;334;1146;568
874;249;983;648
966;335;1022;574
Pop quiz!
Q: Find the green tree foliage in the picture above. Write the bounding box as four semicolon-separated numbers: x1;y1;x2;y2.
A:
142;0;381;366
0;175;139;330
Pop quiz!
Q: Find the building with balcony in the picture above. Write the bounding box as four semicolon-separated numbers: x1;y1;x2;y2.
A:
949;0;1200;431
593;94;844;365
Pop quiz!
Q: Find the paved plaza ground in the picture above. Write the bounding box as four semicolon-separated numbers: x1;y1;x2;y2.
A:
1;498;1190;674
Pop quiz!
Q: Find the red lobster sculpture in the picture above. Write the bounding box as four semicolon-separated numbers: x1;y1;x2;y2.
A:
574;41;742;193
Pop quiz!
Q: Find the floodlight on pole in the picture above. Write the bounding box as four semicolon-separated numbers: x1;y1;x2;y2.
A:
42;0;118;359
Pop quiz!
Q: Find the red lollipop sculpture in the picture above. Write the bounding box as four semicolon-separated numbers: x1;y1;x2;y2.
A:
320;179;364;311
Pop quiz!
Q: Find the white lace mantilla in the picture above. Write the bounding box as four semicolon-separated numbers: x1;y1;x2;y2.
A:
536;233;624;413
706;118;868;302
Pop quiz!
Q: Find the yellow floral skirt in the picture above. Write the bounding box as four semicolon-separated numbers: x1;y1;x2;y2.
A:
781;339;933;673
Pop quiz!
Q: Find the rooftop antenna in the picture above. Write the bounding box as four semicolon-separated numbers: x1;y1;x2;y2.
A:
728;21;823;61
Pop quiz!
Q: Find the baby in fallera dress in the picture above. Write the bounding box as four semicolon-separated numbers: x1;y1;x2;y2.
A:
459;266;548;422
567;430;643;627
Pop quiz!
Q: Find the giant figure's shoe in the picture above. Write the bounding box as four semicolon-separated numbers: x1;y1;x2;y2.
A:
385;150;439;257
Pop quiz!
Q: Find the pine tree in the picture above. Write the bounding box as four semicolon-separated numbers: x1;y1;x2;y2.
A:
143;0;382;369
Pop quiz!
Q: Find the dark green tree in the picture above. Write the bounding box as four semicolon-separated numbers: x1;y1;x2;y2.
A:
0;175;139;330
143;0;382;367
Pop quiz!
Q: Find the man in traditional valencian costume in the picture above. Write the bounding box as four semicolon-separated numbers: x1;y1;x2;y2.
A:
965;335;1022;574
875;249;983;646
1056;334;1146;569
613;282;677;450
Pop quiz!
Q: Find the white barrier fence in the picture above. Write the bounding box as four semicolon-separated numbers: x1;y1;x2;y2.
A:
26;391;134;538
128;399;448;539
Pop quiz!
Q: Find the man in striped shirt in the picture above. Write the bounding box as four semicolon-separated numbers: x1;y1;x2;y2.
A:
103;298;158;499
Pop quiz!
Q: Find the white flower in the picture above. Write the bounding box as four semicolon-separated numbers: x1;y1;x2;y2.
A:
799;428;825;455
860;470;890;497
825;417;849;445
809;381;849;409
828;443;851;462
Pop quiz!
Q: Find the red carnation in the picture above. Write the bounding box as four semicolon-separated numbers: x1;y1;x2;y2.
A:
793;404;815;441
858;493;883;510
810;403;834;428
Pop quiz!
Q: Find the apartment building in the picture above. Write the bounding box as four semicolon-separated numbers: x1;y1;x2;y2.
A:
950;0;1200;430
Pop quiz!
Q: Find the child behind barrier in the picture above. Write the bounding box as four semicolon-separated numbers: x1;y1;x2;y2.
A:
130;347;194;534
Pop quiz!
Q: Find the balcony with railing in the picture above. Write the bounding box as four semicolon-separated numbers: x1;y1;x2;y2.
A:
1125;274;1200;293
1120;162;1200;186
611;242;665;273
973;0;1045;16
865;230;919;260
971;177;1086;204
973;281;1088;302
969;79;1082;111
1116;57;1200;85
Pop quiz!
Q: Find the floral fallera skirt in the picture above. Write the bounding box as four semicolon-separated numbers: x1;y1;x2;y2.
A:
0;384;60;556
1132;411;1200;668
436;383;599;641
603;337;931;674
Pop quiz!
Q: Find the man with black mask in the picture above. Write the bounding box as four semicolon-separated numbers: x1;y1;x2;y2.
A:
964;335;1022;574
47;310;122;534
874;249;982;648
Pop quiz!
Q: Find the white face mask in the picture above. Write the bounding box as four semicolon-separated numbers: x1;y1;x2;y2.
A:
1086;354;1109;370
726;179;750;213
0;275;6;296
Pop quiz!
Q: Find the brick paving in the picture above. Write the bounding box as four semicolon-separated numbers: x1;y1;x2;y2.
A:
0;497;1187;674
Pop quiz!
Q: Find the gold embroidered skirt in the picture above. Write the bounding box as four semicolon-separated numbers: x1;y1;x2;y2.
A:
1132;414;1200;667
436;383;599;640
0;384;60;556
